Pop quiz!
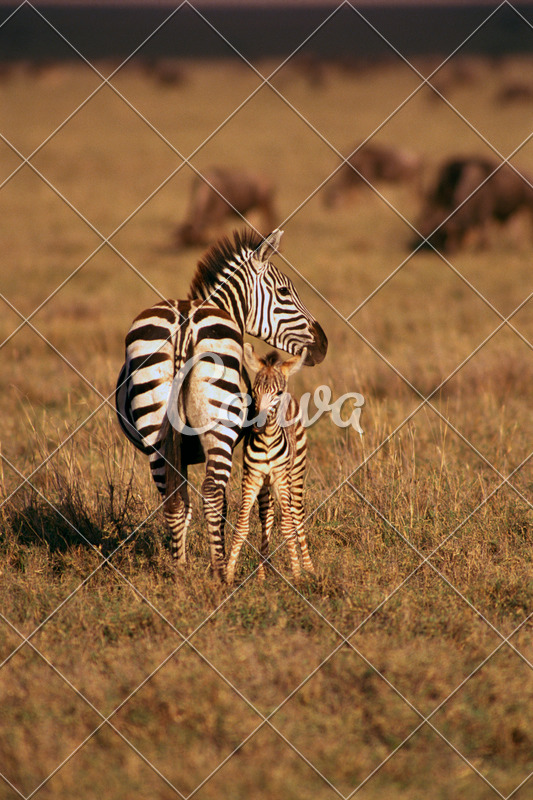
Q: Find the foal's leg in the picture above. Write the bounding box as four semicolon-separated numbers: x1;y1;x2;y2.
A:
291;465;314;574
273;475;301;581
257;484;274;580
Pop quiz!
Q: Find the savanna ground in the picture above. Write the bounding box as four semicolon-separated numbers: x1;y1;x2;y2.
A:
1;10;533;800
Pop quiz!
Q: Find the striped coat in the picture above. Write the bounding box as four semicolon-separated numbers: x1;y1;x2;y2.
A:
226;344;314;584
115;229;327;578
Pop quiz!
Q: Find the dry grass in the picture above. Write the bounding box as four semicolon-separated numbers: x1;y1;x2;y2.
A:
1;50;532;800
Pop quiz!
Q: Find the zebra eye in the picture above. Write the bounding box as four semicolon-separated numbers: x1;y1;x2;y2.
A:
278;287;290;297
276;390;283;396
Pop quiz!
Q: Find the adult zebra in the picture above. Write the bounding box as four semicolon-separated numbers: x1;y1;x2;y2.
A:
115;228;327;578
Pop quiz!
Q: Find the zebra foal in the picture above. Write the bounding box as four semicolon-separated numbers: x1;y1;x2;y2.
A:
226;344;314;585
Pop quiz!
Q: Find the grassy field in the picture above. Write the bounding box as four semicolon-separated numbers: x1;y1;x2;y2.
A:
1;41;532;800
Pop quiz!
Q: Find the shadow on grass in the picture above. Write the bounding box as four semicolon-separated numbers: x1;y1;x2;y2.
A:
2;489;166;565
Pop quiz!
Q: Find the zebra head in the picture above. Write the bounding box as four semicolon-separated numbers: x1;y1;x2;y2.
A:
189;229;328;367
244;230;328;366
244;344;305;432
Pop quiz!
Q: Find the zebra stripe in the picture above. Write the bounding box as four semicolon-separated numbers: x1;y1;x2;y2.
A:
115;229;327;577
226;345;314;585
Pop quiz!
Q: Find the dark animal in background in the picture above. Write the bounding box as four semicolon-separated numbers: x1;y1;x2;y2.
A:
145;58;186;87
496;80;533;104
412;156;533;253
324;142;422;208
175;167;277;247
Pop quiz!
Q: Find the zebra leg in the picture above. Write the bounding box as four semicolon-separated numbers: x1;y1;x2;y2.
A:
162;458;191;565
226;474;262;585
164;492;188;563
182;472;192;539
201;471;230;580
257;484;274;580
275;476;302;581
290;465;314;574
176;464;192;561
159;420;193;565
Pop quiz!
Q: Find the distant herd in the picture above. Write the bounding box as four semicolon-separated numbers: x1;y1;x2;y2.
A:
173;145;533;256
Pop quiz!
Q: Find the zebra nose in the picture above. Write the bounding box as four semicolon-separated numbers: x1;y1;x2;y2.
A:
304;321;328;366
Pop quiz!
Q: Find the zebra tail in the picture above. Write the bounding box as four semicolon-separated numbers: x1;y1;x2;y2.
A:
161;414;183;496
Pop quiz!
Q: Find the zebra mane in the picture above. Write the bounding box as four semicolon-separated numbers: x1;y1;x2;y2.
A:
188;228;264;300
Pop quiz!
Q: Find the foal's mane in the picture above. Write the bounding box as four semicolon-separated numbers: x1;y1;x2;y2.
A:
188;228;264;300
261;351;281;368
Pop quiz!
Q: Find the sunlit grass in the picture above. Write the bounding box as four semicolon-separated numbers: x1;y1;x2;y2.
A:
1;56;532;799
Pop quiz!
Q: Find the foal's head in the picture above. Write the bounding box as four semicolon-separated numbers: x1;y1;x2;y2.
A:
244;343;305;432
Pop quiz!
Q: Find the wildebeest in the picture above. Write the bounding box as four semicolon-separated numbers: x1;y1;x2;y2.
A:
175;167;277;247
324;142;422;208
412;156;533;253
496;80;533;104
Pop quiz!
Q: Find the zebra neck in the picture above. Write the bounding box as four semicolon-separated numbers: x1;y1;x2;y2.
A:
197;283;247;333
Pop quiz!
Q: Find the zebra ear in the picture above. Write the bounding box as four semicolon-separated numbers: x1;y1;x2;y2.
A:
257;229;283;263
281;348;306;378
243;342;264;374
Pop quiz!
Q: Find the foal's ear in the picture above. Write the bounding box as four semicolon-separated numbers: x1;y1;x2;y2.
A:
243;342;264;374
280;349;306;378
257;229;283;262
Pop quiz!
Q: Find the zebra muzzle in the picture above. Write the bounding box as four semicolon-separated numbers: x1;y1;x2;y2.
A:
303;321;328;366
